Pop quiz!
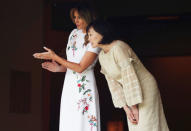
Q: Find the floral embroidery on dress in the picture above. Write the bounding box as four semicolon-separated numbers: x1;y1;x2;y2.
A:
77;75;90;93
88;115;97;131
74;73;97;129
68;30;78;56
71;41;77;56
77;98;89;114
76;74;93;114
67;46;70;50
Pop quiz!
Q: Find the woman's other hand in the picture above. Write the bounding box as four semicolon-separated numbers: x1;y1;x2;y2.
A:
33;47;56;60
131;105;139;124
42;60;66;72
123;105;139;124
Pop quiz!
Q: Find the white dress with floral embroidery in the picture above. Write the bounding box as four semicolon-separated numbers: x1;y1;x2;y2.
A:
59;29;101;131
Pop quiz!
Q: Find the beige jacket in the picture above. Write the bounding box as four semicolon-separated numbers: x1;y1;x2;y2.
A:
99;40;153;107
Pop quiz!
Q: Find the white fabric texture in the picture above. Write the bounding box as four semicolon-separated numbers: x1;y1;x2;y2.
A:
59;29;101;131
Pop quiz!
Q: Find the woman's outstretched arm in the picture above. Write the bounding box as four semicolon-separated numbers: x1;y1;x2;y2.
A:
54;51;97;73
33;47;97;73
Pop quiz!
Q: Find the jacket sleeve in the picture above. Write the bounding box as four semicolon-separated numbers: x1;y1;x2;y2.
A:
101;68;127;108
114;45;143;106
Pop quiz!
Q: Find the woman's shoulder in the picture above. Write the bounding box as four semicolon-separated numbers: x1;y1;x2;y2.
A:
111;40;134;60
70;28;78;34
68;29;77;38
113;40;131;51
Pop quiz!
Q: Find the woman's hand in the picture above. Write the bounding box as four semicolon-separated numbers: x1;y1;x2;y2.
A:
33;47;56;60
42;60;66;72
131;105;139;124
123;105;139;124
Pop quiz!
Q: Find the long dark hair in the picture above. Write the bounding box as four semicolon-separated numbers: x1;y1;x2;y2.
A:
85;20;116;45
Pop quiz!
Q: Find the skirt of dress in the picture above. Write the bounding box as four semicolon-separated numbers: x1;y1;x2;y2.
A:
59;69;100;131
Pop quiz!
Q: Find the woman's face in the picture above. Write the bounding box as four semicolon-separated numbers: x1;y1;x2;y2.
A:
88;27;103;48
73;10;87;31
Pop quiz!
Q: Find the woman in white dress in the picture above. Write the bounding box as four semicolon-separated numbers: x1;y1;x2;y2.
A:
33;5;100;131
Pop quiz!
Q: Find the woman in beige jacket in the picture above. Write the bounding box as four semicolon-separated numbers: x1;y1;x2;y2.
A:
86;20;169;131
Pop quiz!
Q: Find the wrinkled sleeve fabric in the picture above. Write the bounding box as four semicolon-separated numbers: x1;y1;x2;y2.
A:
114;45;143;106
100;68;127;108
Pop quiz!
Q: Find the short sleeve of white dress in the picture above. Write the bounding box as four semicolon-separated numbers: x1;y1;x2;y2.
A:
86;43;100;54
85;43;100;70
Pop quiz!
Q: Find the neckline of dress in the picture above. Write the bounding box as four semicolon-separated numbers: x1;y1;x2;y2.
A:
102;41;119;55
78;29;86;35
